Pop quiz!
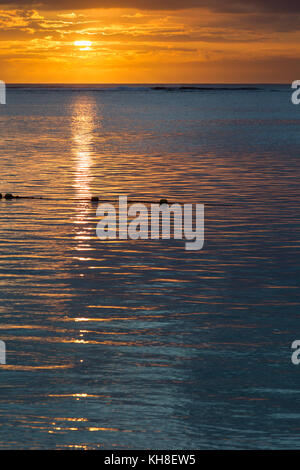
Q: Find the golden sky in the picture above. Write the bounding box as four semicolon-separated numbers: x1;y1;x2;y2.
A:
0;1;300;83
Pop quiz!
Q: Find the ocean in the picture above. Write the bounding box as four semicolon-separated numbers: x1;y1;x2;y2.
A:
0;84;299;449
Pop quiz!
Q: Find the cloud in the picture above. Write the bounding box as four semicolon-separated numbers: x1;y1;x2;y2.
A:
0;0;299;83
57;12;78;18
0;1;299;13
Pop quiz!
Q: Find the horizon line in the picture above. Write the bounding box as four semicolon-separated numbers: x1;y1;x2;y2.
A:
5;82;290;85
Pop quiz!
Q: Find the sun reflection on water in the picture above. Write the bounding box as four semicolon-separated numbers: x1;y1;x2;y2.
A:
71;97;98;200
71;96;100;254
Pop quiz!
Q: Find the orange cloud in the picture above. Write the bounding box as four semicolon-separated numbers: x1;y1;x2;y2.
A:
0;4;299;83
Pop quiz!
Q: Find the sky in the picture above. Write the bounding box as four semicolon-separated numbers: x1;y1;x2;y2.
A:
0;0;299;83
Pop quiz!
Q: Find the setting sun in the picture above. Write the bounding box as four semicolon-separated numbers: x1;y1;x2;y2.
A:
74;40;92;51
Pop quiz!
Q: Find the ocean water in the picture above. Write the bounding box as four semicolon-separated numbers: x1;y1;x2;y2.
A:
0;84;300;449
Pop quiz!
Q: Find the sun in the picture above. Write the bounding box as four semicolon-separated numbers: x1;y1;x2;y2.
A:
74;40;92;51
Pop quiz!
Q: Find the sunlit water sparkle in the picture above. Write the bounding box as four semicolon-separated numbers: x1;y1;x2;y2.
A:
0;85;299;449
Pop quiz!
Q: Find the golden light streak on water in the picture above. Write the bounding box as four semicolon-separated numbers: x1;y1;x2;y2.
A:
71;97;98;200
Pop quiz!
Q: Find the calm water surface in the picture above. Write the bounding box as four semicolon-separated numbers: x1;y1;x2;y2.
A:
0;85;300;449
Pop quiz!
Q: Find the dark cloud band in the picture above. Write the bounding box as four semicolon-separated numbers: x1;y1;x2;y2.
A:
0;1;299;13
